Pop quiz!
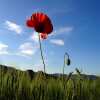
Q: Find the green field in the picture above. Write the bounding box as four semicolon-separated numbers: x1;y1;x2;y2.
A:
0;65;100;100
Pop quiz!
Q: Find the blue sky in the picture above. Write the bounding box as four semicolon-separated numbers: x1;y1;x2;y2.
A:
0;0;99;75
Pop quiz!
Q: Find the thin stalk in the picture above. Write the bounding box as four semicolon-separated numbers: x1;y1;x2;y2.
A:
63;52;69;80
72;79;77;100
38;33;46;73
63;57;65;79
62;54;65;88
63;52;70;89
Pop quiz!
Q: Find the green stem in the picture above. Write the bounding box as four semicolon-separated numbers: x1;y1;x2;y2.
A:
63;52;69;76
38;33;46;73
63;56;65;82
63;52;70;86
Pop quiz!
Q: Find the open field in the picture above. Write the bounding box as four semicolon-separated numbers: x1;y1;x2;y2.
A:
0;65;100;100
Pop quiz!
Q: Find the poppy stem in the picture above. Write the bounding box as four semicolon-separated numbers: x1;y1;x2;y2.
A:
38;33;46;73
63;52;69;76
63;52;70;83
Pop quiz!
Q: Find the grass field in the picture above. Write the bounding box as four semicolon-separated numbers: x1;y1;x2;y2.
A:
0;65;100;100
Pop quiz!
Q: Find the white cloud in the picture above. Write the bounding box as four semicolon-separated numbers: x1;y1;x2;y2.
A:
19;42;38;56
50;39;64;46
0;43;9;54
50;27;73;36
5;20;22;34
30;32;39;43
13;53;32;59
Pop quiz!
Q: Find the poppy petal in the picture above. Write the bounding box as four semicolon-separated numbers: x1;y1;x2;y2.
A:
26;12;53;35
26;19;34;28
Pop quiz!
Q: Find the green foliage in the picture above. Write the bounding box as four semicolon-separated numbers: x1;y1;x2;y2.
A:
0;66;100;100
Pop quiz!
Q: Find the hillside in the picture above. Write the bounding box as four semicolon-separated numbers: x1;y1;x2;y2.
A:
0;64;100;100
0;64;99;80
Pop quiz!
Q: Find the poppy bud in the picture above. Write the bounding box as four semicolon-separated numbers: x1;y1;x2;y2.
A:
65;58;71;66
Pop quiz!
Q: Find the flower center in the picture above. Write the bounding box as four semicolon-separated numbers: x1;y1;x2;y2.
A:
36;23;44;32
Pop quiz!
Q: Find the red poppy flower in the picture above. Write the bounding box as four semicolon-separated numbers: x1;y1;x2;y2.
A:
40;33;48;39
26;12;53;73
26;12;53;35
